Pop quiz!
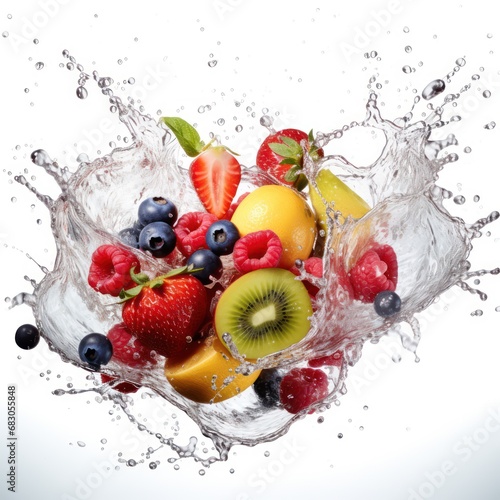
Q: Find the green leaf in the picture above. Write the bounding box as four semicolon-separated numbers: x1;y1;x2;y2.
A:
279;157;299;166
284;165;301;182
119;284;145;301
269;142;296;158
161;116;205;157
280;135;302;154
308;129;315;143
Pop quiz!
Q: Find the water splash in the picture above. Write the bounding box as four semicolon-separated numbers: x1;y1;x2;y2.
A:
8;54;499;463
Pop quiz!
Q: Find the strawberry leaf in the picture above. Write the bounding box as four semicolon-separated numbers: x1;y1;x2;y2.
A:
161;117;205;157
280;135;302;154
268;142;296;158
279;157;300;166
284;165;301;182
308;129;315;143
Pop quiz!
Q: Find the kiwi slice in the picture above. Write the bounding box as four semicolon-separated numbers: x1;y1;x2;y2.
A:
214;268;313;359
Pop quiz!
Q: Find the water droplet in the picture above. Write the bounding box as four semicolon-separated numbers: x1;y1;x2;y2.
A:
487;33;493;39
337;433;343;439
128;77;135;85
208;60;217;68
229;468;235;474
77;441;86;447
359;426;364;431
456;57;466;67
484;121;496;130
35;62;44;70
483;90;491;98
471;309;483;316
422;79;445;100
33;38;39;45
363;405;369;410
264;451;270;457
127;459;137;467
11;197;16;203
405;45;412;53
217;118;225;125
453;195;466;205
149;462;157;470
173;464;180;470
199;469;206;476
403;26;409;33
473;195;480;202
495;306;500;312
76;86;88;99
2;31;9;38
317;416;325;423
235;124;243;132
101;438;107;444
464;146;472;153
402;65;412;74
472;74;480;81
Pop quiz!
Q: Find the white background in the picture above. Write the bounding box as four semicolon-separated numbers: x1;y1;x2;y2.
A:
1;0;500;499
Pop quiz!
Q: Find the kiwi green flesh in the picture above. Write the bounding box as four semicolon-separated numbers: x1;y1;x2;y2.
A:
215;268;313;359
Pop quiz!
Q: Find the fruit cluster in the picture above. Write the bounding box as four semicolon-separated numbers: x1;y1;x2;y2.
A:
18;118;401;415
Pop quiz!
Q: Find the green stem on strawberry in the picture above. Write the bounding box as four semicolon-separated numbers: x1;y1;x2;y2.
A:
119;265;202;302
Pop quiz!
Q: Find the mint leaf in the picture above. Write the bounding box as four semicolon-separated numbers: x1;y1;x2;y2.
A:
161;116;205;157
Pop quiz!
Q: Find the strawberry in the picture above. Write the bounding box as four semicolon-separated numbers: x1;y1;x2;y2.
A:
161;116;241;218
290;257;323;297
88;245;140;297
348;244;398;303
120;267;208;359
190;147;241;218
256;128;323;188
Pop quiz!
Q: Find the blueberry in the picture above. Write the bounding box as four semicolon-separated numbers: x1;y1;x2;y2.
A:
374;290;401;317
118;226;141;248
253;368;283;408
187;249;223;285
78;333;113;369
205;220;240;256
15;324;40;350
138;197;178;226
139;221;177;258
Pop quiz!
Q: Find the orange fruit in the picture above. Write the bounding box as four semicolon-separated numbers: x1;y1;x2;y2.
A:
164;336;261;404
230;185;317;269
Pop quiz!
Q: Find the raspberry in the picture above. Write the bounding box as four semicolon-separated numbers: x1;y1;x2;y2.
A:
279;367;329;414
308;350;343;368
107;323;156;367
174;211;218;257
88;245;140;296
291;257;323;297
348;244;398;303
101;374;140;394
232;230;283;274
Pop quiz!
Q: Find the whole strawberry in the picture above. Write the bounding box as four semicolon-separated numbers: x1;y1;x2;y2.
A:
121;267;208;359
256;128;323;188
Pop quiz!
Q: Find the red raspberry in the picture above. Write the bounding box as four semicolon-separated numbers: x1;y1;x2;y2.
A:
290;257;323;297
279;367;329;414
308;350;343;368
348;244;398;303
107;323;156;367
101;374;140;394
88;245;140;297
174;211;218;257
232;230;283;274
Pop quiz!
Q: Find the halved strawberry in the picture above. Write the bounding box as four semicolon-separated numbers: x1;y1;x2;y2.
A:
189;147;241;218
161;116;241;218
